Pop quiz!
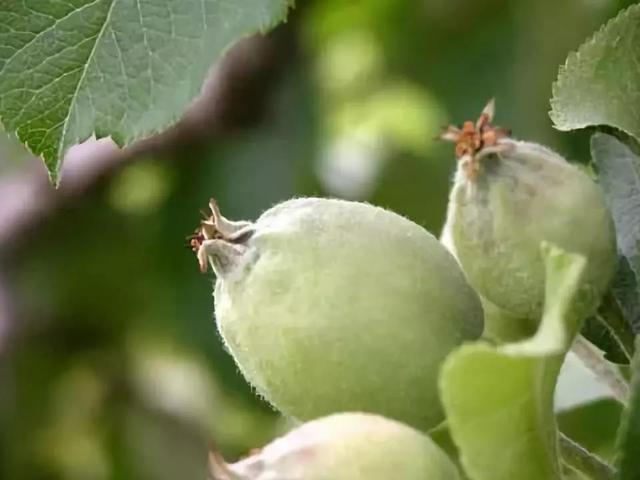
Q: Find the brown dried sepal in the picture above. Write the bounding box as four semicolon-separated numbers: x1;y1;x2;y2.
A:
188;199;254;273
188;200;224;253
441;99;511;182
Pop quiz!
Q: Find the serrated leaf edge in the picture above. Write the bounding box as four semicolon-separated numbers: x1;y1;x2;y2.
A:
549;3;640;142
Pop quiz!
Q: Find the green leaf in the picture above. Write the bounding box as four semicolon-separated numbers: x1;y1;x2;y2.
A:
0;0;292;182
581;288;635;364
591;132;640;334
617;337;640;480
591;133;640;273
557;399;623;463
559;434;616;480
611;258;640;334
582;314;631;364
550;4;640;142
429;423;469;480
439;243;587;480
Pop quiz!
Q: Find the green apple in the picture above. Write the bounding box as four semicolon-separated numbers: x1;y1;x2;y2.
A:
195;197;483;431
442;103;616;326
209;412;460;480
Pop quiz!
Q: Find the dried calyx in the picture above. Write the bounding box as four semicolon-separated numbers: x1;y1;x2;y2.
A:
190;199;254;274
441;99;511;182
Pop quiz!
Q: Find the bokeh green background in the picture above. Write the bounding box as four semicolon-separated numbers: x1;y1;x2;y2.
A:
0;1;634;478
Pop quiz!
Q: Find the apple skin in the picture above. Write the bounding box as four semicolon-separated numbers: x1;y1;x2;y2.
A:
443;139;616;324
205;197;483;431
210;412;461;480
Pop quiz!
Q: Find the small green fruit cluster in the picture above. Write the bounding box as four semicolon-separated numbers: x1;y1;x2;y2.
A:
194;99;619;480
209;412;460;480
194;197;483;431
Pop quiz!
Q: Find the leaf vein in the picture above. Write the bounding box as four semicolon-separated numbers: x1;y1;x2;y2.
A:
0;0;103;78
58;0;117;161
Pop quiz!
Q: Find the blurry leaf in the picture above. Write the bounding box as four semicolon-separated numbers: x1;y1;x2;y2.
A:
562;464;591;480
315;30;384;93
611;257;640;335
557;399;623;462
0;0;292;182
439;243;587;480
550;4;640;141
581;288;635;364
617;337;640;480
555;350;615;412
591;133;640;273
109;159;173;215
559;434;616;480
327;81;442;153
582;315;630;364
591;132;640;334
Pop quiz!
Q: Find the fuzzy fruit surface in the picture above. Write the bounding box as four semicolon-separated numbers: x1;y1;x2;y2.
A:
444;139;616;322
210;412;460;480
204;197;483;431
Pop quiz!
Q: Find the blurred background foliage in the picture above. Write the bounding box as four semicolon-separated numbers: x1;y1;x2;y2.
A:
0;0;634;478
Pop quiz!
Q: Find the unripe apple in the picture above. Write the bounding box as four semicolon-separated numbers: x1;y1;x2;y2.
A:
194;197;483;431
441;101;616;323
209;412;460;480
